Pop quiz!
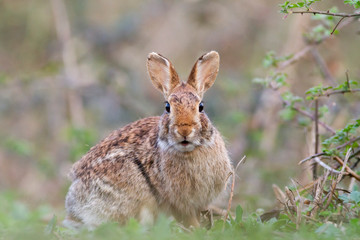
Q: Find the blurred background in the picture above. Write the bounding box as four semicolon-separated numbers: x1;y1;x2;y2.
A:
0;0;359;216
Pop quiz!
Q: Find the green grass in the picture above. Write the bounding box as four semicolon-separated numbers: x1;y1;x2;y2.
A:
1;192;360;240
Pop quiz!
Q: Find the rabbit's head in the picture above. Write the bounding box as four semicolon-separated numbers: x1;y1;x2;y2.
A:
147;51;219;153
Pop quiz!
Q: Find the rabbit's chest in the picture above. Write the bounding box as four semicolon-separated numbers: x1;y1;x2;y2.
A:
163;155;229;207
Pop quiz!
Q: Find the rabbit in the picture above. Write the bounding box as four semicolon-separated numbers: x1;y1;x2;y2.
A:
63;51;233;230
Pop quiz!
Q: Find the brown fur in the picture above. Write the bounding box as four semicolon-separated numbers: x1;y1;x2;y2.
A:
64;51;232;229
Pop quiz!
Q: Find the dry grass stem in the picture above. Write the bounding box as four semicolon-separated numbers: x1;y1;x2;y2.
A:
290;179;303;229
285;187;295;207
272;184;287;204
222;156;246;230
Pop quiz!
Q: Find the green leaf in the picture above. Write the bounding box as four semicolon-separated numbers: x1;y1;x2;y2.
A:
305;85;323;96
282;91;303;105
44;215;57;235
274;73;287;87
235;205;243;223
349;79;359;86
318;211;332;217
349;191;360;204
280;107;297;121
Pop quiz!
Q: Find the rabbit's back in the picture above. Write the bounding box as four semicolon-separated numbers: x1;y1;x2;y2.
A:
65;117;162;228
69;116;161;183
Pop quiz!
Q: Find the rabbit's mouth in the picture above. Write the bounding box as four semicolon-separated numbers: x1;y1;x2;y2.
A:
180;140;191;146
175;140;196;152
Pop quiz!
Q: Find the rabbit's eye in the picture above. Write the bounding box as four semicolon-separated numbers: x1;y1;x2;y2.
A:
165;101;170;113
199;102;204;112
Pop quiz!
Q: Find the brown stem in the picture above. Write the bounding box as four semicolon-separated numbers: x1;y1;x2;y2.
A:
324;178;336;210
282;99;336;134
290;10;360;18
314;89;360;98
336;136;360;150
331;17;346;35
346;71;350;89
333;156;360;181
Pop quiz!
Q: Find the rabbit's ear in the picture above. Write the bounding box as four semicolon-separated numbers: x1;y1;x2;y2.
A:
187;51;219;98
147;52;180;98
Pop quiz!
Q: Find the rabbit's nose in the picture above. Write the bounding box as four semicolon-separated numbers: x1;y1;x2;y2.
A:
176;127;193;138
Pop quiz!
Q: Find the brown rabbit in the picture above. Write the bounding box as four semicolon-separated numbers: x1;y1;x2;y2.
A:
64;51;232;229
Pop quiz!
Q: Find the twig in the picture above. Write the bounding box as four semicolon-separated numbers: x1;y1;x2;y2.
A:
289;10;360;18
313;99;319;180
333;156;360;181
297;179;319;195
336;136;360;150
324;149;353;211
349;147;360;160
285;186;296;207
282;99;336;134
290;179;303;230
324;178;336;210
273;184;287;204
346;71;350;89
337;148;351;181
299;136;360;164
303;215;320;223
313;157;342;174
314;89;360;98
222;156;246;230
299;152;326;165
311;176;325;217
331;16;347;35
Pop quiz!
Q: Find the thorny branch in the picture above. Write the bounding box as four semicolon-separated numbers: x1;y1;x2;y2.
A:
314;89;360;98
289;10;360;18
288;10;360;34
298;136;360;165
